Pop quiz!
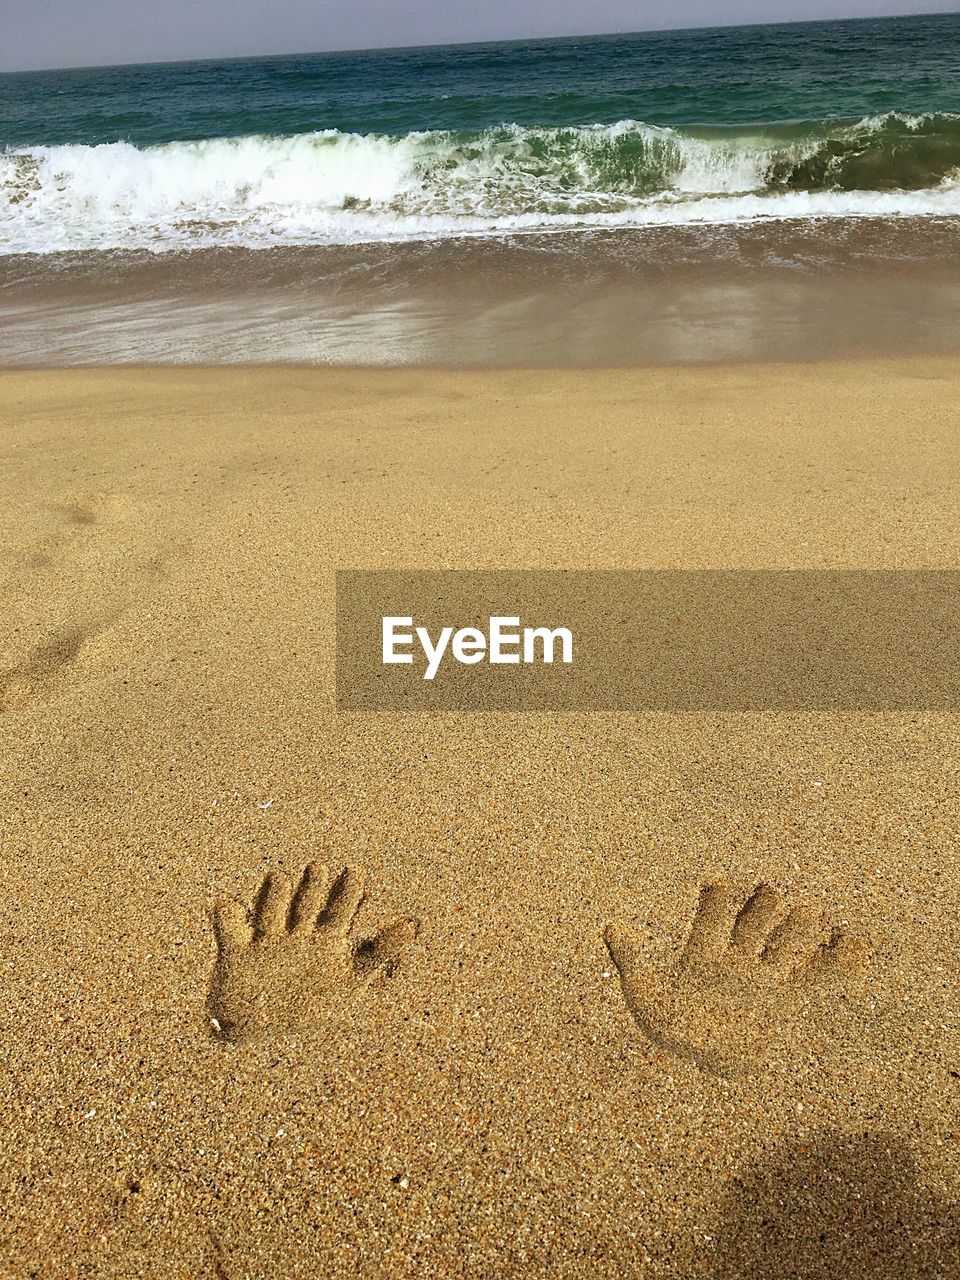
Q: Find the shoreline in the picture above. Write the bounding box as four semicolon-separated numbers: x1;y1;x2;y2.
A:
4;217;960;368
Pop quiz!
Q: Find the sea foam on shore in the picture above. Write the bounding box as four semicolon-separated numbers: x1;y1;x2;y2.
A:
4;113;960;253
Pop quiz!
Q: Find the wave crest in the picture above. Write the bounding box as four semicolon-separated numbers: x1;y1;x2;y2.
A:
3;112;960;253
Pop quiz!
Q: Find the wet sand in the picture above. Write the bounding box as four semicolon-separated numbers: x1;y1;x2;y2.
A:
4;218;960;368
1;361;958;1277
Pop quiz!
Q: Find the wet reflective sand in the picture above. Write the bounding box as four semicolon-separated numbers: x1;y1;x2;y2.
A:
3;217;960;367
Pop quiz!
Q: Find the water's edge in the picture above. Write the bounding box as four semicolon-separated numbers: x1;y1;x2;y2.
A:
3;219;959;367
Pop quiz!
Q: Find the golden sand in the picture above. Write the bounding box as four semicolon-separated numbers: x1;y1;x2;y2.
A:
1;362;958;1277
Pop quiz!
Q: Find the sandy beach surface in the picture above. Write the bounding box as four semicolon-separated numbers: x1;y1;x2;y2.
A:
1;361;958;1278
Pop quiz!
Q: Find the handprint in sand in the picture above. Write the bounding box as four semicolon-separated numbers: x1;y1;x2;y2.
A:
208;863;419;1042
604;882;866;1076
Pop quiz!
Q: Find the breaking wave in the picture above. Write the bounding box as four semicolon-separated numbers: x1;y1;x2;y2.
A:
3;112;960;253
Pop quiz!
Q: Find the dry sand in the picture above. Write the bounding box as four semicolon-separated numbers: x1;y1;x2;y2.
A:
1;361;958;1278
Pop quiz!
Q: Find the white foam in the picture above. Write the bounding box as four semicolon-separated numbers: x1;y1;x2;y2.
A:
2;119;959;254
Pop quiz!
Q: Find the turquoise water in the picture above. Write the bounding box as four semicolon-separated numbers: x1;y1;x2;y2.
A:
2;14;960;252
4;14;960;144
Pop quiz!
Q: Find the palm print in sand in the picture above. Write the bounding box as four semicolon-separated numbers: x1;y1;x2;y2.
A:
605;882;867;1077
208;863;419;1042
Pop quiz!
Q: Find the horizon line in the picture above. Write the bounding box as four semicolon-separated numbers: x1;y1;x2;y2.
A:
2;7;958;77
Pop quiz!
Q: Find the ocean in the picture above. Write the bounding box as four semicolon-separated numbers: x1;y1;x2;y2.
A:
2;13;960;364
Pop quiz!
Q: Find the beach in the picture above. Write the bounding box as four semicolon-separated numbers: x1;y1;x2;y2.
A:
6;15;960;373
5;219;960;368
2;361;958;1277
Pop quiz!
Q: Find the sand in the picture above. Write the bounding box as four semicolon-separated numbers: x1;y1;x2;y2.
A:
1;361;958;1278
8;221;960;369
